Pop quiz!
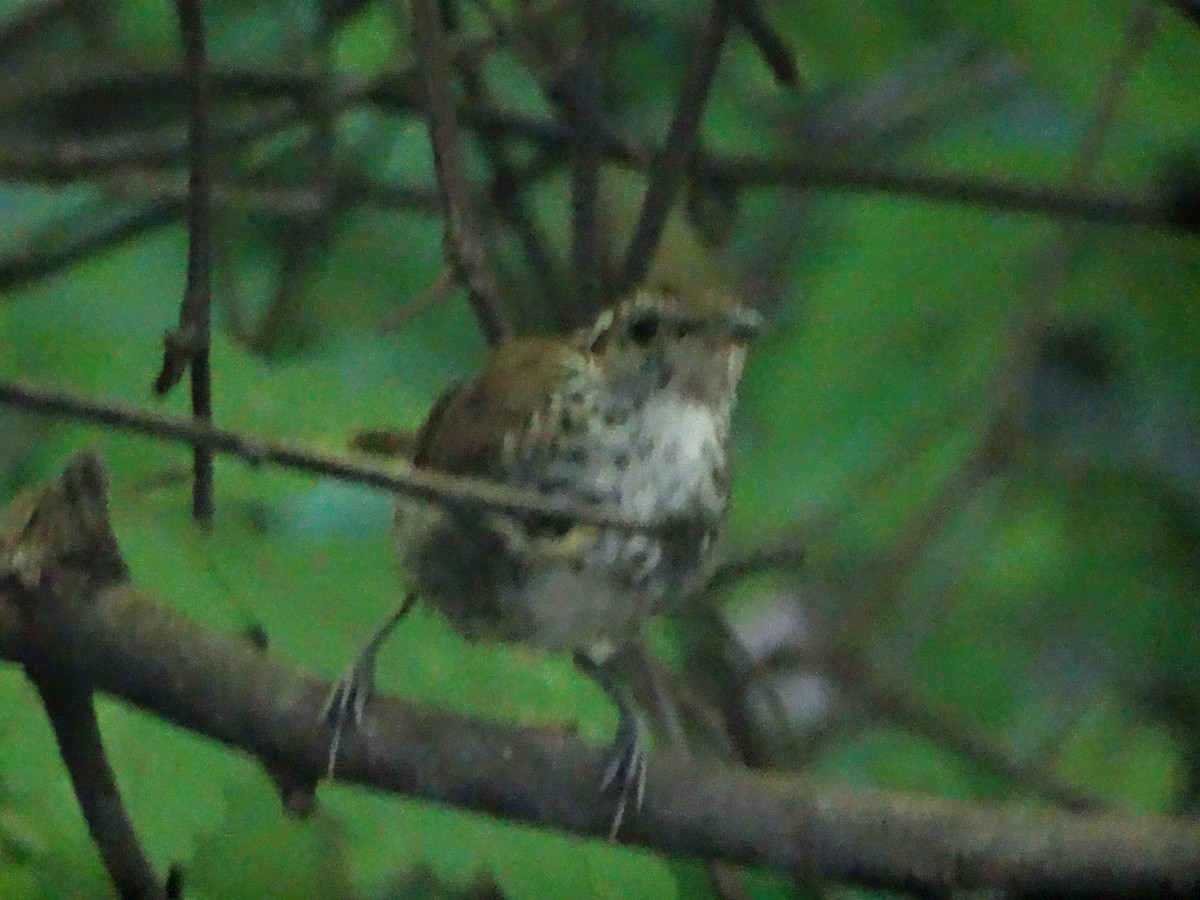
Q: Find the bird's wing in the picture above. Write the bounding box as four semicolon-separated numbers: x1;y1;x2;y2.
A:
412;338;591;485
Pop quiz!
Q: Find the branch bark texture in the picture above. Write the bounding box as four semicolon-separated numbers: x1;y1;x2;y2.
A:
0;453;1198;898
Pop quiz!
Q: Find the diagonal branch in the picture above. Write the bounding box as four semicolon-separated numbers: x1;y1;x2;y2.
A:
409;0;513;347
721;0;800;87
618;1;733;293
439;0;564;317
1161;0;1200;28
33;676;168;900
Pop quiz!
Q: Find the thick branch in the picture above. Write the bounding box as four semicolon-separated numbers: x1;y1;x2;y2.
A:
33;676;167;900
2;453;1199;898
2;451;165;899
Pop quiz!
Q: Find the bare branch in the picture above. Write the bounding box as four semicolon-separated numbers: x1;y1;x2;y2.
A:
155;0;216;526
707;157;1191;232
2;451;166;899
440;0;563;317
619;1;732;293
104;172;442;217
0;201;176;292
566;0;608;322
0;379;668;534
721;0;800;87
1;453;1198;898
33;678;168;900
410;0;513;346
1162;0;1200;27
241;2;341;358
776;649;1109;812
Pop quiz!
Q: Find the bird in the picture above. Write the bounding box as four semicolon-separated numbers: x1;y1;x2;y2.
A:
324;285;759;835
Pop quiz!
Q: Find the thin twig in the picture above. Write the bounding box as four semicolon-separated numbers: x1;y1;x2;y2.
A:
471;0;646;190
825;653;1106;811
618;1;732;293
0;379;668;533
0;201;176;292
378;263;457;332
707;157;1191;232
1161;0;1200;29
1067;3;1161;185
0;98;298;182
2;143;1180;234
0;0;75;52
441;0;563;316
568;0;607;320
104;172;442;217
156;0;215;526
410;0;513;346
0;172;442;298
705;537;807;594
721;0;800;87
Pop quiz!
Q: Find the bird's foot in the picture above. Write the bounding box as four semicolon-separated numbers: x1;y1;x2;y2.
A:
320;650;378;777
599;708;648;839
319;593;416;777
573;649;648;838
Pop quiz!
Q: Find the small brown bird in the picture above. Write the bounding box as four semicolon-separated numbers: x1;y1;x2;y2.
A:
326;286;758;834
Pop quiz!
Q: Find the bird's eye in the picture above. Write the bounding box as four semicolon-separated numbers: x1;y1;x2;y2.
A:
626;312;661;346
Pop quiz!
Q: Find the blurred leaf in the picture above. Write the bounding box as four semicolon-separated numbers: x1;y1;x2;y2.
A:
187;774;352;900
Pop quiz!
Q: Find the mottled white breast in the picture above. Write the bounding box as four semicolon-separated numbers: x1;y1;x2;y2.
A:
617;393;727;520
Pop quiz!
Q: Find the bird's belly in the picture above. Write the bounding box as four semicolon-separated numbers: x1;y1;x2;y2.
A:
409;515;706;655
497;558;647;655
491;515;711;651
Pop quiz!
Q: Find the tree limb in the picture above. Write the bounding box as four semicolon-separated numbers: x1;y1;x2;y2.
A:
1;452;166;899
2;453;1199;898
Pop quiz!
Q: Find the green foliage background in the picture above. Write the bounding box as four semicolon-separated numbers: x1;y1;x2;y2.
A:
1;1;1198;898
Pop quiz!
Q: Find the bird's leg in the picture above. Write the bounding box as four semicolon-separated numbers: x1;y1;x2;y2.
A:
321;592;417;776
572;650;648;839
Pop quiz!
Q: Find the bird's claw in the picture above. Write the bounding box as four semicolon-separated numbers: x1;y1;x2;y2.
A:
320;595;417;777
600;710;648;838
320;653;377;777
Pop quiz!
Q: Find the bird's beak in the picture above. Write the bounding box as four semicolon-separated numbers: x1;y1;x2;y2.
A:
726;307;762;344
